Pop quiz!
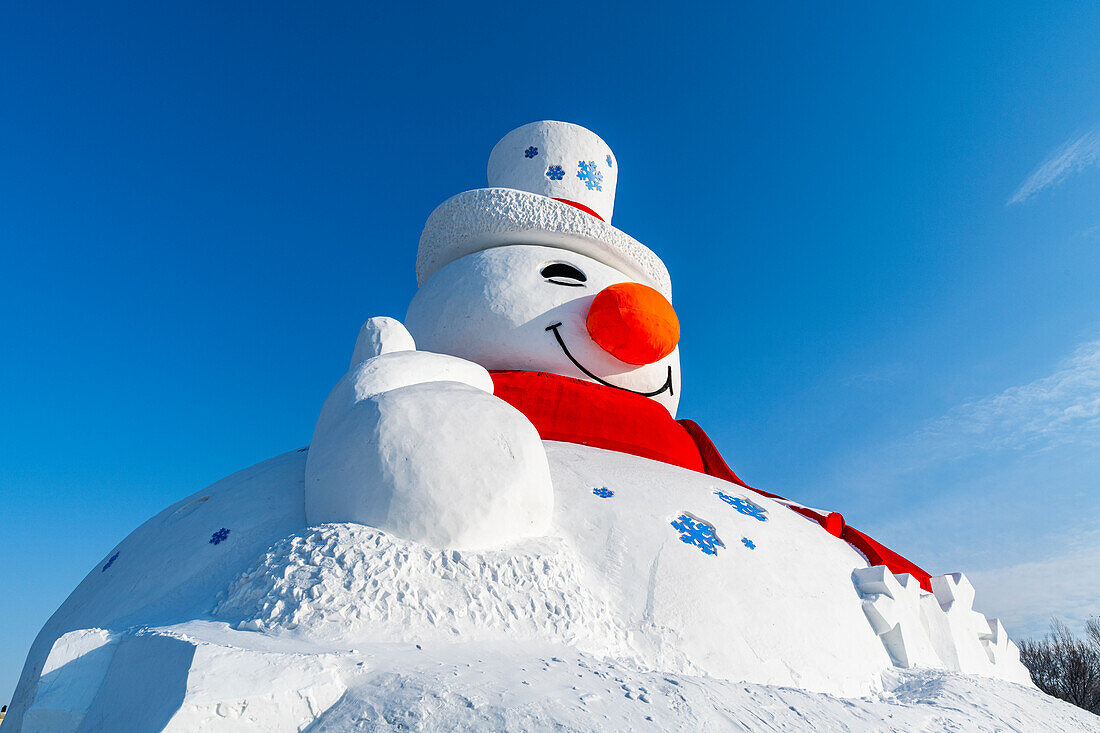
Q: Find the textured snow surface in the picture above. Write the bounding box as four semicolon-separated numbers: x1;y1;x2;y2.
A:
15;625;1096;731
215;525;632;658
543;442;894;695
349;316;416;366
309;644;1098;732
416;188;672;299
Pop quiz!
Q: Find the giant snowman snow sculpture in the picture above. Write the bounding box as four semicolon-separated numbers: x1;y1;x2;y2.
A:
9;122;1089;732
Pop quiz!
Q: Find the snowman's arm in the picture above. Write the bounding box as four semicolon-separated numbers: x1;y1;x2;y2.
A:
306;316;554;547
349;316;417;364
346;316;493;398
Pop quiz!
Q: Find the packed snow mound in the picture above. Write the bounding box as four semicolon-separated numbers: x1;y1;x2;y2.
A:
215;525;634;658
303;643;1096;732
417;187;673;299
14;622;1093;732
8;444;1045;731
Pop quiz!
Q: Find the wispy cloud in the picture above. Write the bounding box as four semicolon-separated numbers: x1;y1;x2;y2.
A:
836;336;1100;498
912;338;1100;458
1008;126;1100;205
839;336;1100;640
967;529;1100;638
1079;225;1100;240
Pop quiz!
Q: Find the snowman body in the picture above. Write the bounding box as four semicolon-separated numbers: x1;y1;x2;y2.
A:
4;433;1032;730
6;122;1049;732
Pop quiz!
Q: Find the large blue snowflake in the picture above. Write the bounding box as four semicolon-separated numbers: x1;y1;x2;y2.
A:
546;165;565;180
671;513;724;556
715;491;768;521
576;160;603;191
209;527;231;545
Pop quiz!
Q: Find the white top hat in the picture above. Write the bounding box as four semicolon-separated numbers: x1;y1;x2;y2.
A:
487;121;618;222
416;121;672;300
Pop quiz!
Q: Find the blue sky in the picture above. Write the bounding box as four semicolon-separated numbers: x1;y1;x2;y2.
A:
3;2;1099;702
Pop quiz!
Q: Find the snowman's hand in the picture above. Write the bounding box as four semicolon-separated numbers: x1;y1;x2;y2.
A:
346;316;493;399
349;316;417;365
349;350;493;400
308;318;551;547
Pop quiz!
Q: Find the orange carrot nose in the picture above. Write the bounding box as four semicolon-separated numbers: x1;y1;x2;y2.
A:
585;282;680;365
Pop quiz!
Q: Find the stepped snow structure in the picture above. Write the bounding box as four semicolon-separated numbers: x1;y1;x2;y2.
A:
7;121;1094;731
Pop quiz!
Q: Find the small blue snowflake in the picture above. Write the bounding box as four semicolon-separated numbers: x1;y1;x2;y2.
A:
742;538;756;550
546;165;565;180
592;487;614;498
671;513;725;556
101;551;119;572
209;528;231;545
525;146;538;158
606;154;613;168
577;160;604;191
715;491;768;522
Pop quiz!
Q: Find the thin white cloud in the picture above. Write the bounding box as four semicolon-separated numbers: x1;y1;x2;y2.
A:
967;530;1100;639
1008;126;1100;204
833;337;1100;499
911;338;1100;459
866;339;1100;641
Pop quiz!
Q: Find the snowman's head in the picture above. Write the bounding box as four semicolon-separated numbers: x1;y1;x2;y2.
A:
406;121;682;415
406;244;681;415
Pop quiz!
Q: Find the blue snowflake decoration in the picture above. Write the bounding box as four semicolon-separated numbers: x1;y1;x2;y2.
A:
741;538;756;550
209;528;231;545
525;146;539;158
715;491;768;522
592;487;614;498
671;513;725;556
577;160;604;191
606;154;613;168
546;165;565;180
101;551;119;572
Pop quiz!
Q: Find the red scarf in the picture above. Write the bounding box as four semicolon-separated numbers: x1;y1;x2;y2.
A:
490;370;932;591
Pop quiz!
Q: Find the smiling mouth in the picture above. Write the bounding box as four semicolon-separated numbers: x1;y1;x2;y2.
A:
545;322;674;398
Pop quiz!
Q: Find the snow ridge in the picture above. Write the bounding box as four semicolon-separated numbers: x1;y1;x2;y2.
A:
215;524;633;656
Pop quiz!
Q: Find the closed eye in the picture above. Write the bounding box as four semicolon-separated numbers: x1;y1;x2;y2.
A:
541;262;587;287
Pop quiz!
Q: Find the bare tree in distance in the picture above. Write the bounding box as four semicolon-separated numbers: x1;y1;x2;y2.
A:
1018;616;1100;715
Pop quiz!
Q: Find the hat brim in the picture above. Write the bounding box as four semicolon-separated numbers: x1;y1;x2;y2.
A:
416;188;672;300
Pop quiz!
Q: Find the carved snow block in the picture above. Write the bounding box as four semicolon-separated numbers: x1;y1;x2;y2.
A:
161;640;347;730
853;565;903;599
22;628;121;731
980;616;1034;685
852;567;941;669
923;572;996;674
979;616;1007;664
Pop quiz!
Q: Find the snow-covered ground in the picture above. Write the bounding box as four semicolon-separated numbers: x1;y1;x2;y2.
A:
285;642;1100;731
12;622;1097;731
